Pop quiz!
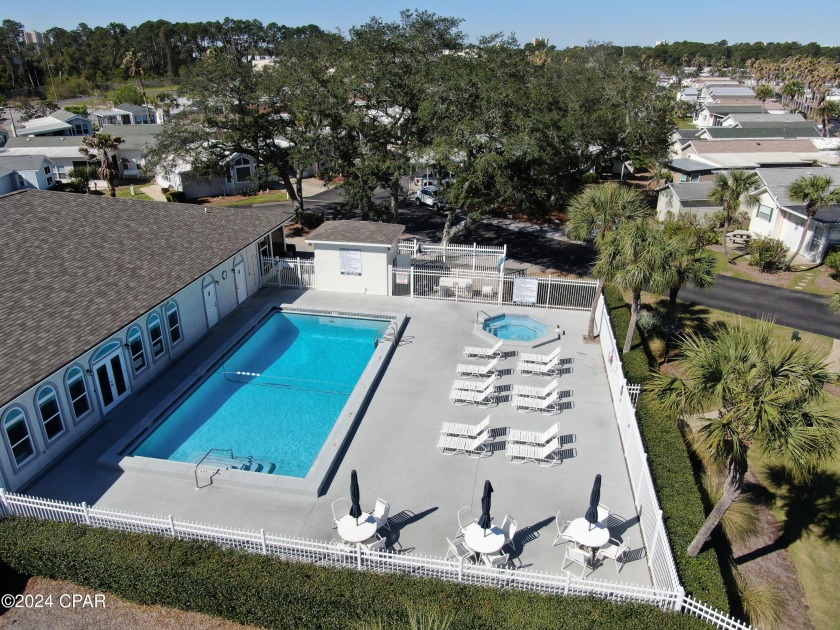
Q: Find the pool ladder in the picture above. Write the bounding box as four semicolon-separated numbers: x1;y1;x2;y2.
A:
374;321;398;347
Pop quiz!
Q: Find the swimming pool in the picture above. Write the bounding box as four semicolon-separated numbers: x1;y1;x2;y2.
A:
131;311;387;478
483;314;548;341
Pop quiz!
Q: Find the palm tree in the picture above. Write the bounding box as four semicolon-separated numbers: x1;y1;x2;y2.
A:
781;80;805;110
708;170;761;263
661;224;717;330
786;174;840;266
647;319;838;556
122;49;153;124
593;220;670;353
79;133;125;197
566;183;653;340
754;84;774;103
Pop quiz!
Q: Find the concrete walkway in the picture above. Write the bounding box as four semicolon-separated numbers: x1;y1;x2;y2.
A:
139;185;168;201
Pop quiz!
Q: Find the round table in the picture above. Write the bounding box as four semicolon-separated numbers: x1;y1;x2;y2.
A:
463;522;506;555
337;513;378;544
564;517;610;561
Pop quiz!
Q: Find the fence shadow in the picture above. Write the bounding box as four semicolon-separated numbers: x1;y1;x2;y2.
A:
508;515;556;568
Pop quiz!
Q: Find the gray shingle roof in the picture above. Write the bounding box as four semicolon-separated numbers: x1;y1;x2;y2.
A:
668;181;717;201
668;158;716;173
726;113;807;124
0;190;293;406
756;167;840;221
306;220;405;245
702;126;820;139
115;103;150;115
0;154;48;170
675;129;701;139
4;135;84;149
100;124;162;149
705;105;766;114
51;109;84;122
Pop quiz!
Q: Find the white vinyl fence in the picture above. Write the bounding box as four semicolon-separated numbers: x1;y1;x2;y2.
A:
0;489;746;628
261;257;316;289
397;240;506;274
391;267;597;311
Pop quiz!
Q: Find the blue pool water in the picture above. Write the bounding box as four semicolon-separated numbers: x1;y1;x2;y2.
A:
132;312;384;477
483;314;548;341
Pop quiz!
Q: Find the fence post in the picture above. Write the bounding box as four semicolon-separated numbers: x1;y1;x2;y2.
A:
563;570;571;595
357;544;362;570
81;501;91;525
0;488;8;518
168;514;176;537
674;586;686;613
472;242;476;272
635;454;648;510
409;265;414;298
260;528;267;555
296;258;303;289
387;265;392;297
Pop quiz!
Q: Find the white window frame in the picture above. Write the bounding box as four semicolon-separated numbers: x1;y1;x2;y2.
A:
147;313;166;360
165;302;183;346
127;326;147;374
756;203;774;222
3;407;36;468
65;366;92;422
233;156;253;183
36;385;65;443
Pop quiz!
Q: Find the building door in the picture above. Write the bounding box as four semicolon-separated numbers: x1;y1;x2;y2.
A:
203;277;220;328
234;258;247;305
92;348;131;414
807;225;826;261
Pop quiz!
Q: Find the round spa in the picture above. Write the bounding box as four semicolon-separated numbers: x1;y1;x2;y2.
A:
474;313;558;348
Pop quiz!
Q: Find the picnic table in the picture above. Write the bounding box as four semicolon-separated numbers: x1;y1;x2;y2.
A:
726;230;752;245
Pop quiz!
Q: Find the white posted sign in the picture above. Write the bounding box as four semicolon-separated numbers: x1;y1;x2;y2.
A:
512;277;538;305
339;248;362;276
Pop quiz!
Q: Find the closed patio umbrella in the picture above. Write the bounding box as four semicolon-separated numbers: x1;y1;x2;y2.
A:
584;474;602;527
349;470;362;524
477;480;494;532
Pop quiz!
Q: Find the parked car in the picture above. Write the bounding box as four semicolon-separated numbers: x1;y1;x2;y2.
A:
414;186;438;207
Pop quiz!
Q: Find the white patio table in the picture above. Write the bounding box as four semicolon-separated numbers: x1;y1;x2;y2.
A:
463;522;506;558
564;517;609;563
337;513;378;544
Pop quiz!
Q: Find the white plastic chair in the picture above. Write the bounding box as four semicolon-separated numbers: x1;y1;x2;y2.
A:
597;504;610;523
562;545;594;578
372;498;391;531
482;550;510;568
362;534;387;552
457;505;475;537
597;536;630;573
500;514;518;554
552;509;574;547
331;497;349;528
445;537;475;566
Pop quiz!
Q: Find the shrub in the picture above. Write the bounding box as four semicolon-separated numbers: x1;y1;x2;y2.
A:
747;236;789;272
636;309;669;337
299;209;325;230
580;172;600;186
823;245;840;273
0;518;709;630
603;285;730;611
735;571;784;630
164;190;186;203
648;336;668;364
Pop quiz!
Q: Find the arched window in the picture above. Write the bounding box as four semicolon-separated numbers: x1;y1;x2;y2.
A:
233;156;252;183
147;314;165;360
165;302;182;346
65;367;91;421
127;326;147;374
3;407;35;466
36;386;65;442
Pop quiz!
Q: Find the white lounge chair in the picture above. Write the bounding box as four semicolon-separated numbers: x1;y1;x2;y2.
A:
506;438;565;466
512;378;558;399
463;339;504;359
520;346;561;365
440;415;491;439
509;421;561;445
452;375;496;392
449;384;496;407
511;390;560;414
455;358;499;378
517;356;560;376
437;431;491;457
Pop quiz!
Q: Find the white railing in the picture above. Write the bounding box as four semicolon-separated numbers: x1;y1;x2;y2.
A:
0;489;750;628
595;295;681;591
261;256;315;289
397;240;506;274
392;267;597;311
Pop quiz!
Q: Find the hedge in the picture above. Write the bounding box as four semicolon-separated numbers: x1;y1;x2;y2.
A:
0;517;711;630
602;285;729;611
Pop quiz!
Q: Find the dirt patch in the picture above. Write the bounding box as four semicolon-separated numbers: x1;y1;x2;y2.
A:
731;468;815;630
0;576;257;630
710;244;840;294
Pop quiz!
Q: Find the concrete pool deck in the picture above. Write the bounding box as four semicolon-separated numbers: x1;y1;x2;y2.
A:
26;288;651;585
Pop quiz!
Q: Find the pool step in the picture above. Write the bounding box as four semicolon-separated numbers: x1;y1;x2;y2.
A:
194;448;277;488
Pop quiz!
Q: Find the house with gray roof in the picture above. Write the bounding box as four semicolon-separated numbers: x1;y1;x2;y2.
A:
0;189;293;491
721;113;810;128
694;103;766;127
697;126;821;141
16;109;93;137
0;154;58;192
656;181;720;222
747;167;840;263
90;103;158;126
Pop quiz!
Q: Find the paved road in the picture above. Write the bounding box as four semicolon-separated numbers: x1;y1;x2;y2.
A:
679;275;840;338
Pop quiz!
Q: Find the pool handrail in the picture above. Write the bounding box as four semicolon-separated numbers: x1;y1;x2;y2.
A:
194;448;253;489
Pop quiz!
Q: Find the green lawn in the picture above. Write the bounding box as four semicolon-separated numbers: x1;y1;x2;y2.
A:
116;188;153;201
219;191;289;206
675;117;697;129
